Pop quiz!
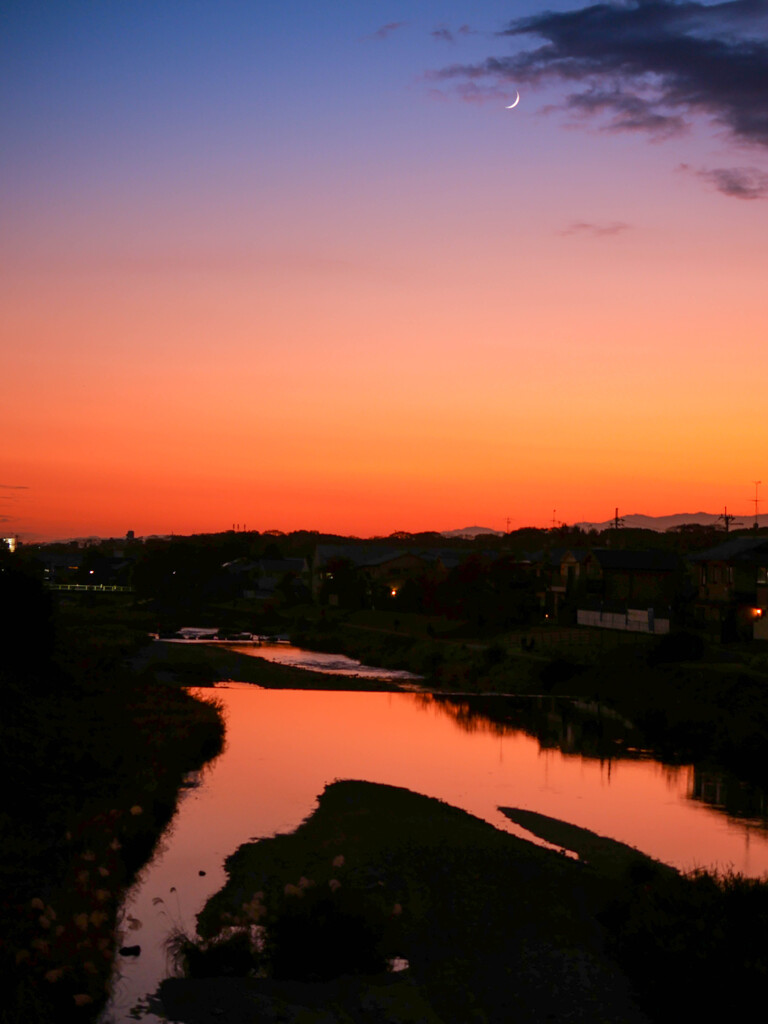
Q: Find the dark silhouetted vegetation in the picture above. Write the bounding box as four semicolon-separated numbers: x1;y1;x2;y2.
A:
0;575;224;1024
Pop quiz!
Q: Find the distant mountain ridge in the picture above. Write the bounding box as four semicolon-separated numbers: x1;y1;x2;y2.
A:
575;512;768;532
441;526;505;538
442;513;768;537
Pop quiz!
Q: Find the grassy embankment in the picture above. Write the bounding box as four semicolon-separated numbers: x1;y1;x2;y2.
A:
110;596;768;783
160;779;768;1024
161;780;649;1024
134;597;768;783
289;609;768;782
136;639;401;691
1;604;225;1024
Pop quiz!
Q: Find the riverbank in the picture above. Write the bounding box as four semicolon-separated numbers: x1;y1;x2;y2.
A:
134;639;402;690
160;779;768;1024
0;624;225;1024
140;618;768;788
133;614;768;789
291;619;768;785
161;780;652;1024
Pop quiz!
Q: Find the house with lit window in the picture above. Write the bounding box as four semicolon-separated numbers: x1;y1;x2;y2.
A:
532;547;680;632
689;536;768;641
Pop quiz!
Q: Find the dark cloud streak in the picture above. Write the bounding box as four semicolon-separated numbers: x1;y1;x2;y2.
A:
431;24;475;43
433;1;768;147
560;220;631;236
684;163;768;198
366;21;408;41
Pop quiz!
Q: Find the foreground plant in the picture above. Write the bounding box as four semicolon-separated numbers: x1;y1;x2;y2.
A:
602;862;768;1020
171;854;403;983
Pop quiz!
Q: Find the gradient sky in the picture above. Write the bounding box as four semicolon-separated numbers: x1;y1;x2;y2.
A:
3;1;767;540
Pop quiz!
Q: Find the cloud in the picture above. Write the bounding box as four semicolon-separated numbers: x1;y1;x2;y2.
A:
560;221;631;236
366;21;408;41
683;163;768;198
432;24;475;43
0;484;28;490
432;1;768;147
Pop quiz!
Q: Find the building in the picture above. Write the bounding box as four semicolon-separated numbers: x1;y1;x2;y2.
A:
690;537;768;641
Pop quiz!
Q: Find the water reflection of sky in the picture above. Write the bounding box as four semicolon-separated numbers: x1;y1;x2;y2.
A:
104;686;768;1023
227;642;423;680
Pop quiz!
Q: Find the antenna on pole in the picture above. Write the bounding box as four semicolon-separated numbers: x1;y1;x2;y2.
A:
613;507;624;531
505;516;512;533
718;506;741;533
753;481;762;528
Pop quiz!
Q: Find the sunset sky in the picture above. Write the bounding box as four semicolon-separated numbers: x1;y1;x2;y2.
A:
3;1;767;541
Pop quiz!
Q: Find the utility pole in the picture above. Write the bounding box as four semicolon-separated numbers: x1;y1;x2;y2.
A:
753;481;762;529
613;507;624;531
718;506;741;533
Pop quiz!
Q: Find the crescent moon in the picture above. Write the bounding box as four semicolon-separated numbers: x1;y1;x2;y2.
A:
506;91;520;109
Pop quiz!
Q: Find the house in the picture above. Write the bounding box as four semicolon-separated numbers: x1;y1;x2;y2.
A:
587;549;681;605
222;557;310;603
689;536;768;641
528;548;592;621
531;547;680;631
312;543;493;609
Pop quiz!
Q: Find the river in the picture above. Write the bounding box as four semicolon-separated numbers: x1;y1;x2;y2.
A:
102;682;768;1023
226;641;425;683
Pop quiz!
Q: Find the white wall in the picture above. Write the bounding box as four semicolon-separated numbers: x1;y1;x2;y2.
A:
577;608;670;634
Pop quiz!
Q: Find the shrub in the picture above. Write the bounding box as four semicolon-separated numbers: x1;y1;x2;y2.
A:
168;927;259;979
647;630;704;665
266;885;391;981
602;865;768;1021
178;859;399;983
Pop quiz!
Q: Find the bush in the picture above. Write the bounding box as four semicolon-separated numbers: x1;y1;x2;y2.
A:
169;927;259;979
539;658;586;691
267;885;391;981
602;865;768;1021
179;859;399;984
647;630;704;665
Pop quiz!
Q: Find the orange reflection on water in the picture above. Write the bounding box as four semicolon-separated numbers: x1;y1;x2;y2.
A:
196;688;768;875
105;686;768;1022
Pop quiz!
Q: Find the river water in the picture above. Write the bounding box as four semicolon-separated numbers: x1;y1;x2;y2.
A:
227;641;425;682
102;681;768;1023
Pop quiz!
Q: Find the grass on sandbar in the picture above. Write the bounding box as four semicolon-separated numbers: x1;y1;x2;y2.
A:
139;640;401;691
163;781;648;1024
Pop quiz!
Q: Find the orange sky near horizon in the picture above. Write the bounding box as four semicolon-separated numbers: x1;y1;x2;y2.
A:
3;2;767;542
